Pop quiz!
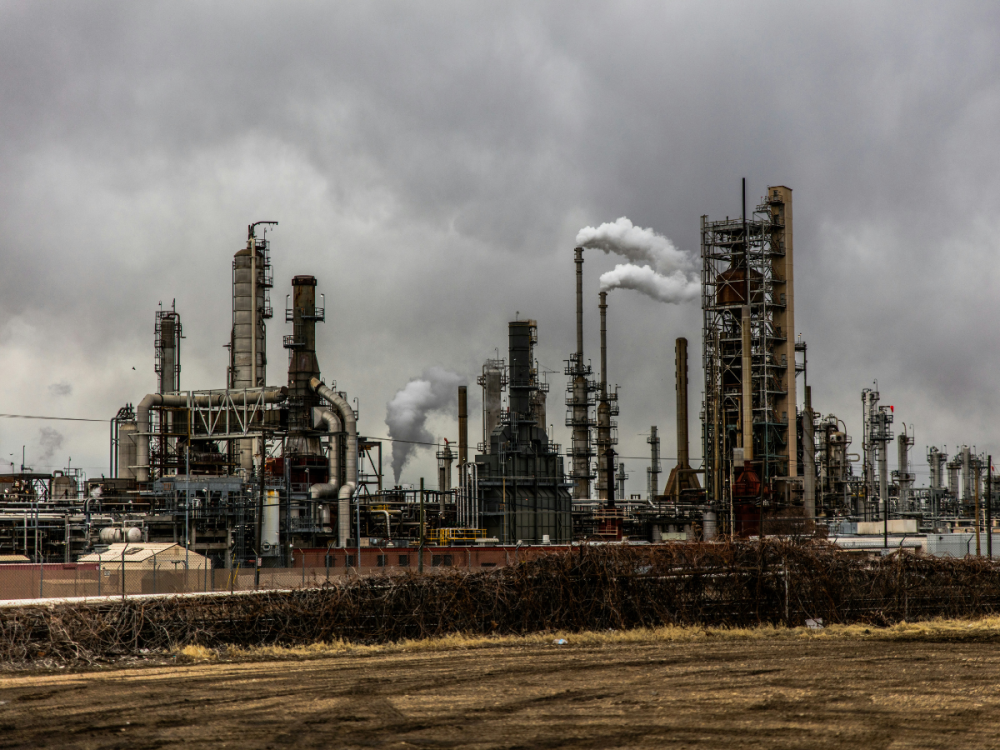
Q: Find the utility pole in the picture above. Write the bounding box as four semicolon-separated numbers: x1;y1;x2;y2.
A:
418;477;425;573
987;456;993;559
975;458;982;556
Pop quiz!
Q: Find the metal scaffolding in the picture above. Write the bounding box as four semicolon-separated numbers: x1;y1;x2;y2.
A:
701;186;797;526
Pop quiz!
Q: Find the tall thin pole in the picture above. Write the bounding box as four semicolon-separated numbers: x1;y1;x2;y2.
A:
418;477;425;573
975;459;982;556
987;455;993;559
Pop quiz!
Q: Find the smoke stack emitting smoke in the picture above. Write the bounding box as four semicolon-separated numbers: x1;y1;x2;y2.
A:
385;367;466;484
575;217;699;304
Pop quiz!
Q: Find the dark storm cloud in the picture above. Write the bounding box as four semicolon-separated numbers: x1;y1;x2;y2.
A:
1;1;999;486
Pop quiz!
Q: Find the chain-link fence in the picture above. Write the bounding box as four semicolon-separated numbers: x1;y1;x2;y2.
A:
0;546;549;602
0;562;351;601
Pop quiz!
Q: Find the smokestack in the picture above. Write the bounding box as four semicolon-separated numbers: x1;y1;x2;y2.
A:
803;385;815;520
664;341;701;501
458;386;468;468
575;247;584;360
741;305;753;462
675;337;689;468
599;292;608;398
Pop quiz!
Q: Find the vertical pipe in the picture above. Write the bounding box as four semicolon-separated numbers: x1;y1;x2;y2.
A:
987;456;993;558
249;230;257;390
740;306;753;461
418;477;425;573
975;459;982;556
458;386;468;469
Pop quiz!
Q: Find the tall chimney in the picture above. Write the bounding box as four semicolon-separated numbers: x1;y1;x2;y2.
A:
575;248;584;360
741;305;754;462
675;337;689;468
803;385;815;520
458;386;468;468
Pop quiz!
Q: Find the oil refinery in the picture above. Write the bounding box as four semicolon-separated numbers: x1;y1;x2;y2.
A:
0;184;996;568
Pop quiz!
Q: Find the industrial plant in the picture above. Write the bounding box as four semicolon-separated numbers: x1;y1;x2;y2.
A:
1;184;996;571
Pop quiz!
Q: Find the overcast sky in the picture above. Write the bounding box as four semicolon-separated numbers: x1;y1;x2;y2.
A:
1;1;999;491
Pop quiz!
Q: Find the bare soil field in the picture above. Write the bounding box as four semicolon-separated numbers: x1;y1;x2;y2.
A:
2;629;1000;749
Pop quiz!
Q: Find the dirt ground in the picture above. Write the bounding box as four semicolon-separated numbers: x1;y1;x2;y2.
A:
2;634;1000;749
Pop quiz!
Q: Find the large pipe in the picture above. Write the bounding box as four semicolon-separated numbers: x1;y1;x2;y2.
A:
309;408;342;499
135;387;287;482
740;305;754;461
311;377;357;548
458;386;468;469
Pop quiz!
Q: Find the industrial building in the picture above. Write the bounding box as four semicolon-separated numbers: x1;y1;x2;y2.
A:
0;183;996;570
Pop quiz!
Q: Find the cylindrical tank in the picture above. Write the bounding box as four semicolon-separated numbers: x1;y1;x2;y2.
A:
50;471;77;501
230;243;267;390
261;489;280;551
702;510;717;540
117;421;138;480
99;527;142;543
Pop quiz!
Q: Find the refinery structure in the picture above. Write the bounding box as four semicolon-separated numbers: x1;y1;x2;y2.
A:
0;184;997;568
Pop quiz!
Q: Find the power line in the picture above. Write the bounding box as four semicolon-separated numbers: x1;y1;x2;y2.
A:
0;413;106;423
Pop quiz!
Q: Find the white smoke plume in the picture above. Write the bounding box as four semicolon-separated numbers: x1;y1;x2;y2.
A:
599;263;700;303
576;217;699;304
37;426;64;465
385;367;466;484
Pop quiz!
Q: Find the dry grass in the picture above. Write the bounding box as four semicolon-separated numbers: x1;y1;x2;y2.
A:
196;615;1000;664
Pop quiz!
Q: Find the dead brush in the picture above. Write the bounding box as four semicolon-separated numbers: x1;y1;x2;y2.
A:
2;539;1000;667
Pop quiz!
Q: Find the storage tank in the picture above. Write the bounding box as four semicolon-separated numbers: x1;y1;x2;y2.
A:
99;527;143;543
117;422;138;480
50;471;77;501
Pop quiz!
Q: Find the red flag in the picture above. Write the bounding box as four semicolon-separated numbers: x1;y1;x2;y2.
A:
889;405;894;412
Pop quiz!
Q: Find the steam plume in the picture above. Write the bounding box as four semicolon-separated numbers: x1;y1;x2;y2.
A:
576;217;699;304
38;426;64;464
599;263;700;303
385;367;466;484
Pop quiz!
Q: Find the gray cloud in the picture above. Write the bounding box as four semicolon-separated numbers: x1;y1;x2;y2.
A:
0;2;998;489
48;381;72;397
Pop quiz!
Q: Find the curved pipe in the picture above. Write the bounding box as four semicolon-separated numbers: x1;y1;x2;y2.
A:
310;409;342;499
135;387;287;482
311;377;357;547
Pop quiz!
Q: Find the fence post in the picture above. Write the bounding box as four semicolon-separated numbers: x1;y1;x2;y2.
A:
121;546;126;601
39;561;43;599
98;562;102;597
153;552;157;595
301;551;306;588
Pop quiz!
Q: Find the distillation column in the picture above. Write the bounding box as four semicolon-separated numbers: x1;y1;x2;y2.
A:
567;248;594;500
231;222;275;472
596;292;611;501
647;426;660;500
